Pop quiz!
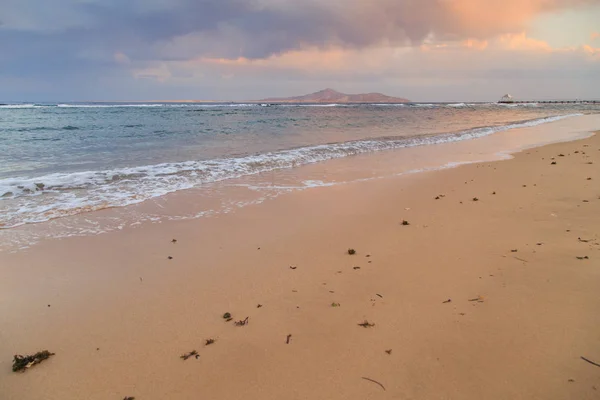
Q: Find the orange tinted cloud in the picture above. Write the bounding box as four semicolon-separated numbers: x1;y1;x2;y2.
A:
497;33;553;52
592;32;600;40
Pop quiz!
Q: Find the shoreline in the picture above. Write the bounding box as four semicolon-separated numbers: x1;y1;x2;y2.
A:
1;122;599;399
1;113;597;252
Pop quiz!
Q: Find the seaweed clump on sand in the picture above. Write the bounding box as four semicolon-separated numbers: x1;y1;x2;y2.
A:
12;350;55;372
358;320;375;328
348;249;356;255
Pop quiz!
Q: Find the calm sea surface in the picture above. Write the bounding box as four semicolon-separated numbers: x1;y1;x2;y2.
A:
1;102;598;235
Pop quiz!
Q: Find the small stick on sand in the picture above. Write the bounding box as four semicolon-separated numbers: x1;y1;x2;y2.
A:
286;334;292;344
361;377;386;391
581;356;600;368
513;256;529;263
235;317;249;326
180;350;199;360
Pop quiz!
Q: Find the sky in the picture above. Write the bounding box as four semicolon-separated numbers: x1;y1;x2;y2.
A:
1;0;599;102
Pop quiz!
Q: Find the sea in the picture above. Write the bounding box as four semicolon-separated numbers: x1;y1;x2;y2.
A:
1;101;598;250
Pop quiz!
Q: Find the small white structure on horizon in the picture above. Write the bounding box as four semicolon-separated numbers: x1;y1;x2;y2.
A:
499;94;514;103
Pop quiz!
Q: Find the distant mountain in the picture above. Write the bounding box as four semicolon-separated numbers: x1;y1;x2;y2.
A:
259;88;410;103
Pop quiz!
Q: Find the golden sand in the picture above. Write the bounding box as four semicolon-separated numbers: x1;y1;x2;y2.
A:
0;131;599;400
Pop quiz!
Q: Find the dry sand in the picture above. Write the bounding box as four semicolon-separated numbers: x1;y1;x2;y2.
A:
1;131;599;400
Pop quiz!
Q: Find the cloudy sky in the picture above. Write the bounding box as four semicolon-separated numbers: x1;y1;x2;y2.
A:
1;0;599;102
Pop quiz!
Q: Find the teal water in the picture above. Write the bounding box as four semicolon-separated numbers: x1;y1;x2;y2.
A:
0;102;598;229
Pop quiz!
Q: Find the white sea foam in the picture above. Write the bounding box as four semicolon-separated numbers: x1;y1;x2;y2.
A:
55;103;260;108
0;113;582;229
0;104;37;109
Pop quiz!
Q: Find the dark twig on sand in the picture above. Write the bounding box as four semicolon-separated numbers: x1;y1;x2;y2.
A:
235;317;249;326
442;299;452;304
578;237;593;243
513;256;529;263
361;377;386;391
358;320;375;328
123;397;135;400
581;356;600;368
180;350;199;360
205;339;215;346
376;293;383;298
286;334;292;344
576;256;589;260
12;350;55;372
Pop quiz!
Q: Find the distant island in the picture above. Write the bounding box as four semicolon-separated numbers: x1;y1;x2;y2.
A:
258;88;410;103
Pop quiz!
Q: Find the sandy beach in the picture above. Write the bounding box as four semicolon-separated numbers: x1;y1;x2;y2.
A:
1;122;599;399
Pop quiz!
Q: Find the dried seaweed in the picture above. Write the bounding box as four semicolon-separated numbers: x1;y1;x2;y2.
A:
12;350;55;372
358;320;375;328
180;350;199;360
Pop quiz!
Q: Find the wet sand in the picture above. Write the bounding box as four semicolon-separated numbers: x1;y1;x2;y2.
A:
1;129;599;399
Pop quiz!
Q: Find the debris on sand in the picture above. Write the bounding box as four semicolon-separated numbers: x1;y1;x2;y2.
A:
257;304;263;308
348;248;356;255
576;256;589;260
223;312;232;319
511;249;518;253
385;349;392;355
331;302;341;307
123;397;135;400
286;334;292;344
472;197;479;202
235;317;249;326
171;239;177;243
401;220;410;226
442;299;452;304
361;377;386;391
358;320;375;328
12;350;55;372
468;296;485;303
167;256;173;260
578;237;592;243
581;356;600;368
353;266;361;270
180;350;199;360
205;339;215;346
289;266;297;270
551;161;557;165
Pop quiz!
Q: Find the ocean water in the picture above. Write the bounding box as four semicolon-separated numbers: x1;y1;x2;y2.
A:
0;102;598;246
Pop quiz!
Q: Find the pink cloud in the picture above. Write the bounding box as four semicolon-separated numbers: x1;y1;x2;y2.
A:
592;32;600;41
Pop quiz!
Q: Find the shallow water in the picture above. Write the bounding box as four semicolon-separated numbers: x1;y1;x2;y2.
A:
1;102;599;250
